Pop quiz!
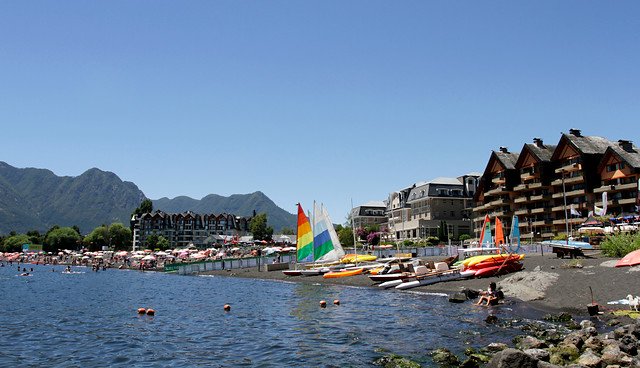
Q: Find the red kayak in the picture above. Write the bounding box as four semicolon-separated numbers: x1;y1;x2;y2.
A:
474;262;523;278
615;249;640;268
466;256;521;271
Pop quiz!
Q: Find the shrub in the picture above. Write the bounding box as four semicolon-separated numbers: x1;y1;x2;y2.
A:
600;233;640;257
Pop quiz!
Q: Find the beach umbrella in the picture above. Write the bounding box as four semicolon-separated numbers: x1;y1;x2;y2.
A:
142;255;156;261
116;251;129;256
191;253;206;260
230;247;240;252
132;254;145;259
155;251;168;256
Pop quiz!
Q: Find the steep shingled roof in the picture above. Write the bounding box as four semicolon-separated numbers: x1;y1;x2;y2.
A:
608;143;640;169
526;143;557;162
563;133;613;155
493;151;519;170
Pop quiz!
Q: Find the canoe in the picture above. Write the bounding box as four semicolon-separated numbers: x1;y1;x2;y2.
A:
300;268;330;276
323;268;364;279
368;272;412;283
395;270;466;290
340;254;378;263
615;249;640;268
474;262;523;278
282;270;302;276
378;279;406;289
463;254;524;267
465;255;523;271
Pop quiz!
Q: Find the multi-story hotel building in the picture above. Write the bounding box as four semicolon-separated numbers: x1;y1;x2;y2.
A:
473;129;640;240
387;174;480;242
131;210;251;250
350;201;387;230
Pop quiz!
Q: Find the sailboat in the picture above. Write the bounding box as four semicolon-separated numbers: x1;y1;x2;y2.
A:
282;203;314;276
282;202;346;276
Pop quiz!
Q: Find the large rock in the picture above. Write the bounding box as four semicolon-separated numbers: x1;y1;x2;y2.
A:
577;349;602;368
449;292;468;303
486;348;538;368
517;336;548;350
431;348;460;367
549;343;580;366
484;343;508;353
583;336;604;353
563;332;586;351
523;348;550;361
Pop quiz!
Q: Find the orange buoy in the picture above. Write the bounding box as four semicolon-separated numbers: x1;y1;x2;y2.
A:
319;300;327;308
146;308;155;316
137;308;146;314
224;304;231;312
333;299;340;305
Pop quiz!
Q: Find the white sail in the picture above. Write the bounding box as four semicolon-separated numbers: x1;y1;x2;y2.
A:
313;203;346;263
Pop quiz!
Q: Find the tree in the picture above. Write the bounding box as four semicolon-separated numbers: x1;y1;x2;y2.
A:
108;223;132;250
338;226;354;247
45;227;82;252
157;236;170;251
133;198;153;216
145;233;159;249
84;225;109;251
1;234;30;252
26;230;43;245
250;213;273;241
281;227;295;235
459;234;471;242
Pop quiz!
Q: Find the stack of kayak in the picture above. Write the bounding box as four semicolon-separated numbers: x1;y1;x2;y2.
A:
456;254;524;278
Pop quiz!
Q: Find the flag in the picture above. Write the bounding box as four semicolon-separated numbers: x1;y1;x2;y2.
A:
588;210;593;217
570;204;580;217
594;205;603;216
601;192;608;217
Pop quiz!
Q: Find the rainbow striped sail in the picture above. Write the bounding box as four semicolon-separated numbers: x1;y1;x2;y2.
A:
296;203;314;263
509;215;521;253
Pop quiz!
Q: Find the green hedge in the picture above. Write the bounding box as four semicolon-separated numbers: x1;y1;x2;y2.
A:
600;233;640;257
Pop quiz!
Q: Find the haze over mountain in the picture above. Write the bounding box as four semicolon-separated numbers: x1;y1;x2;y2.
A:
0;162;295;235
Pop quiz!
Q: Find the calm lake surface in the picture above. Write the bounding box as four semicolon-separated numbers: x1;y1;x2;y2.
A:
0;263;544;367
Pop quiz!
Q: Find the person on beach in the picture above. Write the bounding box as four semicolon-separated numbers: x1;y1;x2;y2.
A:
476;282;498;306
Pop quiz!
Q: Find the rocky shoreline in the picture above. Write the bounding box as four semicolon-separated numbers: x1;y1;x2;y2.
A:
198;252;640;367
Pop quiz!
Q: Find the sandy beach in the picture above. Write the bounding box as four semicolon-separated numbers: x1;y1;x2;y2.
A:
200;253;640;315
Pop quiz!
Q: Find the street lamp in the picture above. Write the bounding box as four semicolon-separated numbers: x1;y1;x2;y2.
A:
561;169;569;245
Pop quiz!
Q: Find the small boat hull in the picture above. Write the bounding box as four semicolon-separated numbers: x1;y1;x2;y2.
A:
474;262;523;278
615;249;640;267
300;268;330;276
323;268;363;279
369;273;410;283
395;271;464;290
282;270;303;276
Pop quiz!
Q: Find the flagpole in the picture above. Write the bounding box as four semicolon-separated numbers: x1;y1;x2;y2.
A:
561;170;569;246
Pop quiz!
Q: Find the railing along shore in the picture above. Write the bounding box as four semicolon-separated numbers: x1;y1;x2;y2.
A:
168;243;553;275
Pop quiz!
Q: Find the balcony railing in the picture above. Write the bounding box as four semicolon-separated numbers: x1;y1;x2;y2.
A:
555;163;582;174
594;182;637;193
530;207;546;214
514;196;529;203
513;184;528;191
514;209;530;215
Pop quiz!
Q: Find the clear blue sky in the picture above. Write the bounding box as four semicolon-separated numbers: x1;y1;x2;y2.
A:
1;1;638;225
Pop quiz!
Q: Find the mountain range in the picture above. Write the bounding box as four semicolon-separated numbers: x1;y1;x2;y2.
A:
0;161;295;235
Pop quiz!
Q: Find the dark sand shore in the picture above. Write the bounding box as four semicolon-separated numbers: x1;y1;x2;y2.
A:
200;253;640;316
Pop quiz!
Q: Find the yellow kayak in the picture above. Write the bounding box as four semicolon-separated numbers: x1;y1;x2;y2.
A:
323;268;363;278
340;254;377;263
462;254;525;267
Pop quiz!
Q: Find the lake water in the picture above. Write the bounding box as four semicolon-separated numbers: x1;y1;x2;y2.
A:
0;263;544;367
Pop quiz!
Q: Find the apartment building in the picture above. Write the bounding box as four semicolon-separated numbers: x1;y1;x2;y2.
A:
131;210;251;250
350;201;387;230
473;129;640;240
388;174;479;241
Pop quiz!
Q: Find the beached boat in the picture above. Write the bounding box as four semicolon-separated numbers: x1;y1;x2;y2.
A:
340;253;377;263
323;267;363;278
395;269;468;290
369;272;412;283
615;249;640;268
474;261;523;278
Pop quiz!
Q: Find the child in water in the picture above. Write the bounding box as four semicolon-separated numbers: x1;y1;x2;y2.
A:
475;282;498;306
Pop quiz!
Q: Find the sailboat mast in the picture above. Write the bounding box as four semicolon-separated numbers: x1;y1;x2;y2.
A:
351;198;358;266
